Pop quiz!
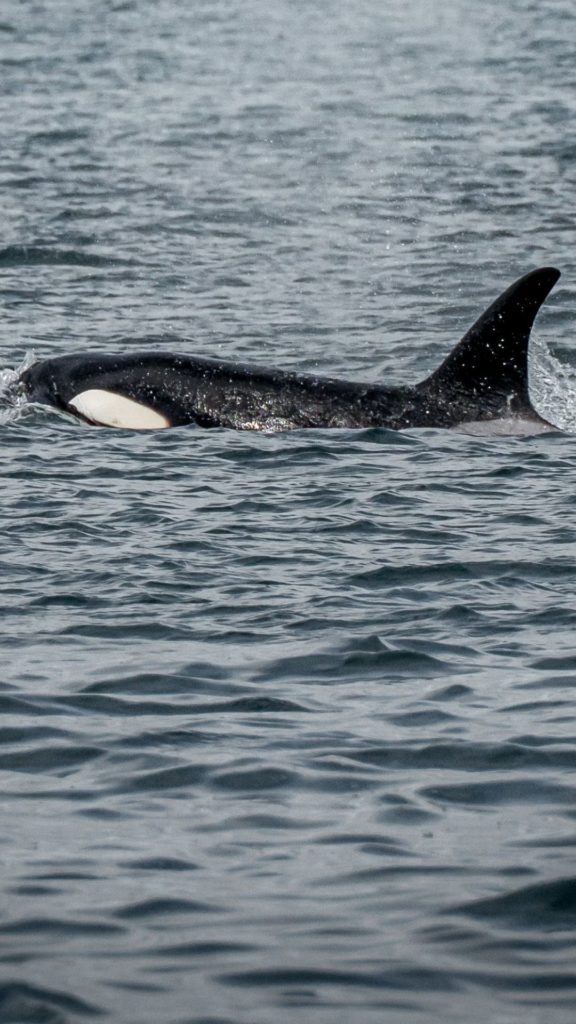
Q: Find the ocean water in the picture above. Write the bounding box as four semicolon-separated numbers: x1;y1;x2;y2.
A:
2;1;576;1022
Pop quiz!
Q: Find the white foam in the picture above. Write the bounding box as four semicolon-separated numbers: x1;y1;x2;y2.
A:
453;417;555;437
0;352;36;424
68;389;170;429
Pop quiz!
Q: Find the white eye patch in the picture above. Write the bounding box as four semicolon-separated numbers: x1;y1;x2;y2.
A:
68;389;170;429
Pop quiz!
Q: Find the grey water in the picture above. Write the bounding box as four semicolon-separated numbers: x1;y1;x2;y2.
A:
2;1;576;1022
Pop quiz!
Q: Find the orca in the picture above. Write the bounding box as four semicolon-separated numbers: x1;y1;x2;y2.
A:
19;267;560;434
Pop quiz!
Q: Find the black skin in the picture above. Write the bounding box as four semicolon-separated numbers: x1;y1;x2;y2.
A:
20;267;560;432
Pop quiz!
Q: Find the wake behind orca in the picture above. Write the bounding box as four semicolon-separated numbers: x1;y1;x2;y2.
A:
20;267;560;434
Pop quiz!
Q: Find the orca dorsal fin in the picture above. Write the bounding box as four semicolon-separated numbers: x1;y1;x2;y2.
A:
420;267;560;411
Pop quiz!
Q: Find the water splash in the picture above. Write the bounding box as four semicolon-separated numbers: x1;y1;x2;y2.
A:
0;352;36;425
530;336;576;433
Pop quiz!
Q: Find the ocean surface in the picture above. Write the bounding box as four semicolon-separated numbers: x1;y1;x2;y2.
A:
2;1;576;1022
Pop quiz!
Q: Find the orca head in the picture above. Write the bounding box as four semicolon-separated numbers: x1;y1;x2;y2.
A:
21;353;174;429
